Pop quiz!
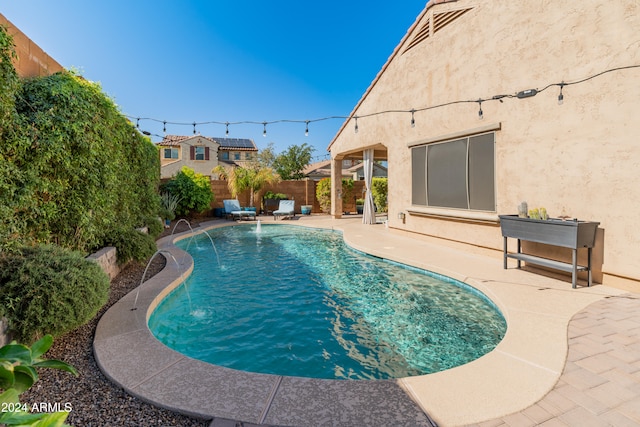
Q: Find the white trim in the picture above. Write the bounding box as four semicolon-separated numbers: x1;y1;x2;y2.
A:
406;206;499;224
407;122;501;148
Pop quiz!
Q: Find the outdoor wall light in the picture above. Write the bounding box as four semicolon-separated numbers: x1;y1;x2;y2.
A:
398;212;406;221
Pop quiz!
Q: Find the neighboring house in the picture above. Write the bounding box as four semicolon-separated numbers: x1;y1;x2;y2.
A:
328;0;640;287
304;159;387;181
158;135;257;179
158;135;219;179
215;137;258;166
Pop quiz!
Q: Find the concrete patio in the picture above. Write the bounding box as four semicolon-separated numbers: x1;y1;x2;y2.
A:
93;215;639;426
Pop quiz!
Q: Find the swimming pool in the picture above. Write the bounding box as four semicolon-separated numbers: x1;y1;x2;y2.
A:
149;224;506;380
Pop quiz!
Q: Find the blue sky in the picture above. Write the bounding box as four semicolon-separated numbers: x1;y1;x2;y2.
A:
2;1;427;159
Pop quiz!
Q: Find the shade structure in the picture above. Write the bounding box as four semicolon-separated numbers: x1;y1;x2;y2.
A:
362;148;376;224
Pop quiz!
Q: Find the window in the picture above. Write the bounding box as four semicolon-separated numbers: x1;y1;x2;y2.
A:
195;146;205;160
245;152;251;160
163;148;178;159
234;152;240;160
221;151;229;160
412;132;495;211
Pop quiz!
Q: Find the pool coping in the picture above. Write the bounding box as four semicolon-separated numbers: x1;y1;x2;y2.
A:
93;217;625;426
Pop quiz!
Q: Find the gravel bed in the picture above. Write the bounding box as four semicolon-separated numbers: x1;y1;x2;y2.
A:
21;255;211;427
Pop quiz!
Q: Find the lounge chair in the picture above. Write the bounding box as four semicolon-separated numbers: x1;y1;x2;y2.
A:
223;199;256;221
273;200;295;220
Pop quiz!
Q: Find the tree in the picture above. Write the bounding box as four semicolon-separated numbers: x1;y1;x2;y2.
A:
257;142;277;169
273;143;314;180
213;162;280;207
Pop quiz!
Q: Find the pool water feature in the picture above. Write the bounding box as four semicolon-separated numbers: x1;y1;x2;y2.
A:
149;224;506;380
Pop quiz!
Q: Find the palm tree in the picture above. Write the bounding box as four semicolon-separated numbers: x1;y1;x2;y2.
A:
213;163;280;208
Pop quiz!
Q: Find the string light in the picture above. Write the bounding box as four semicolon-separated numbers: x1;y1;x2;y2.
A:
125;64;639;137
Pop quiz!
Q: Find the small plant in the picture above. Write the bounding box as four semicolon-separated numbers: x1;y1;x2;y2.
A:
263;191;288;200
160;192;180;221
0;334;77;426
356;198;365;205
539;207;549;220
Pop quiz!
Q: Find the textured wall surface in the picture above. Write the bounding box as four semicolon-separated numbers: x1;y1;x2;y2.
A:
329;0;640;283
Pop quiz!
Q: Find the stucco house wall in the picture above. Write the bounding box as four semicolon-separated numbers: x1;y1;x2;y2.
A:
328;0;640;284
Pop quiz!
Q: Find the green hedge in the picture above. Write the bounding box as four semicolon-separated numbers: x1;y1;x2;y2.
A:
0;26;160;253
0;245;110;343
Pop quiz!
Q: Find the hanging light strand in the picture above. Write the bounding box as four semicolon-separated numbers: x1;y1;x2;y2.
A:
127;64;640;137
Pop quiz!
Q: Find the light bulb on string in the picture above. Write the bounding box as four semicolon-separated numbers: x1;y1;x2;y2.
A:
410;109;416;128
163;121;166;134
558;83;565;105
193;122;196;135
305;120;309;137
225;122;229;136
136;118;140;129
263;122;267;137
478;100;484;120
354;116;359;134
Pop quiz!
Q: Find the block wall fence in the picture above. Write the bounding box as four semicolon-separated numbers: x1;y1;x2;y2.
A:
0;13;64;78
206;179;367;216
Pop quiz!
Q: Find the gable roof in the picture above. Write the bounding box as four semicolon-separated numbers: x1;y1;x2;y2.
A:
157;135;257;151
157;134;218;147
327;0;468;151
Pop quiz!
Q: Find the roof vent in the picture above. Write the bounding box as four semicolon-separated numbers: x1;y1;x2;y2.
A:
403;7;472;54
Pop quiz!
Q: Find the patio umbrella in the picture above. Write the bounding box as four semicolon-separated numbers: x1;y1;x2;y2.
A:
362;148;376;225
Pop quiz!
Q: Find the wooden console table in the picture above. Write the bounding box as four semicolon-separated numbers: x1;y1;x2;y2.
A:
499;215;599;288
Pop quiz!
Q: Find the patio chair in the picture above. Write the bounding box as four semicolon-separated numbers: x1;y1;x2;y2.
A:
273;200;295;220
223;199;256;221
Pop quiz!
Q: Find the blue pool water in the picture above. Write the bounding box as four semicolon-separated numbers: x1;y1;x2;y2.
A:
149;224;506;380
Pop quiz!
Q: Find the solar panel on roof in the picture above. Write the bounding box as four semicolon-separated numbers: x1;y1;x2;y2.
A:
212;137;255;149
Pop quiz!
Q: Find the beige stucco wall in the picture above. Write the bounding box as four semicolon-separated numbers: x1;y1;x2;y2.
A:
159;135;219;178
329;0;640;283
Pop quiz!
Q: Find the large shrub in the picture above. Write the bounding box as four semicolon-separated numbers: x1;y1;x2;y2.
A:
315;178;354;213
0;30;160;253
162;167;214;217
0;245;109;343
372;177;388;213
